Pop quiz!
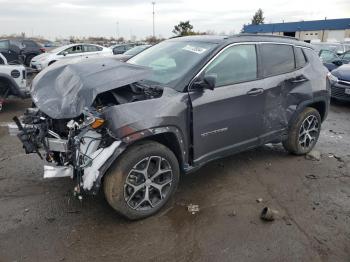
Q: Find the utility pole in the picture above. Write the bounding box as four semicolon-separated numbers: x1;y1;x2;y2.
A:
116;21;119;40
152;2;155;37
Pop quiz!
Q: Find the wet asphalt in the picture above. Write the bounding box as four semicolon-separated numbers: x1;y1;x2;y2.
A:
0;98;349;262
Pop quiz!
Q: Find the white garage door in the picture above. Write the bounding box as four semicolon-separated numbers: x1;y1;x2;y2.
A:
327;30;345;42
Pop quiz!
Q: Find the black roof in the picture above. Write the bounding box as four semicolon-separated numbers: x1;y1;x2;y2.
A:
168;34;313;49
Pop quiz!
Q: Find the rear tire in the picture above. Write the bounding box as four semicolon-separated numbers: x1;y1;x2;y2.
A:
104;141;180;220
25;54;35;67
282;107;321;155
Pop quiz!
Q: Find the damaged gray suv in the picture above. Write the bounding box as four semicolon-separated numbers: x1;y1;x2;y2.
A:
11;35;330;219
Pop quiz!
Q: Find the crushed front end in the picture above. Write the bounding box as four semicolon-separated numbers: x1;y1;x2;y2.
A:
11;107;121;196
8;57;161;197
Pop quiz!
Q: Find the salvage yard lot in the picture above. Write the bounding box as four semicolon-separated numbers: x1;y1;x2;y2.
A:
0;99;349;262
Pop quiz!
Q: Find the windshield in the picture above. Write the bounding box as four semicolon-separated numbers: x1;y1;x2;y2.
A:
124;45;150;56
128;40;217;88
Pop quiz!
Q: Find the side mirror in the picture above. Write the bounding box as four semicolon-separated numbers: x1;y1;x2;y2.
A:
192;74;217;91
63;51;68;56
332;59;343;66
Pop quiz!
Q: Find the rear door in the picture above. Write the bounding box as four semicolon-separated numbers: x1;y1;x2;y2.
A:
83;45;103;59
189;44;264;164
258;43;308;143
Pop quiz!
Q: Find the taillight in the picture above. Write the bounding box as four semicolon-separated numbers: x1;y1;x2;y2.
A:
40;48;46;53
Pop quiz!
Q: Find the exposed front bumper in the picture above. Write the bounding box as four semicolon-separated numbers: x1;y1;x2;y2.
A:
30;61;43;71
9;119;122;192
331;81;350;101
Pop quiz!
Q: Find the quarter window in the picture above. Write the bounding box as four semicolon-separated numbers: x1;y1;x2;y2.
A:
260;44;295;77
83;45;102;52
295;47;307;68
204;44;257;87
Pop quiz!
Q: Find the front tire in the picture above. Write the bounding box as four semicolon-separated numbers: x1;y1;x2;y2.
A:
25;54;35;67
282;107;321;155
104;141;180;220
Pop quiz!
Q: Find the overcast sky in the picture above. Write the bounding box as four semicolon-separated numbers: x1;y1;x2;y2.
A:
0;0;349;40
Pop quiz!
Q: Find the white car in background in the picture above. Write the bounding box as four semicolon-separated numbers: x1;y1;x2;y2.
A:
0;53;28;111
30;43;112;71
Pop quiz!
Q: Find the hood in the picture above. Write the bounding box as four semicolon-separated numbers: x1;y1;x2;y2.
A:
114;54;132;62
332;64;350;82
31;52;50;61
31;57;151;119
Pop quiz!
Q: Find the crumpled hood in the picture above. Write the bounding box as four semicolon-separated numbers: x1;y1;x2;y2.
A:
31;57;151;119
332;64;350;82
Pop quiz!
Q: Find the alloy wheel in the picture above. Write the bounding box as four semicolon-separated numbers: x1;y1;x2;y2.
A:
298;115;319;150
124;156;173;211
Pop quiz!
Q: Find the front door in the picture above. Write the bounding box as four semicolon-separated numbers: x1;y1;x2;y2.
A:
189;44;264;165
58;45;84;61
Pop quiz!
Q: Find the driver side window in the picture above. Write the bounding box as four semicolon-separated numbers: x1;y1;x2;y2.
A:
59;45;83;55
205;44;257;87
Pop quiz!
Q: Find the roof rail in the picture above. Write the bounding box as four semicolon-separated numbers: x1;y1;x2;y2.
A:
233;33;298;41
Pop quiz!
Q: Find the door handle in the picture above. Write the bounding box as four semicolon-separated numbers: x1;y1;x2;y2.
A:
247;88;264;96
290;76;308;84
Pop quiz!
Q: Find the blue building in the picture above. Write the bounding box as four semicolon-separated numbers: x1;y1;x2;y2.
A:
243;18;350;42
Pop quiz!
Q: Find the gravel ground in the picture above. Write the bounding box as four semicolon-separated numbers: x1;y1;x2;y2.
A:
0;98;349;262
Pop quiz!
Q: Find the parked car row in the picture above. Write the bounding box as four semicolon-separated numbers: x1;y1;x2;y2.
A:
318;49;350;71
30;43;112;71
313;43;350;102
0;38;45;66
312;42;350;56
113;44;151;61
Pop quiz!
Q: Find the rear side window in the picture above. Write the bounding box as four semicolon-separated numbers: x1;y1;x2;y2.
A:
0;56;4;64
295;47;307;68
205;44;257;87
83;45;102;52
260;44;295;77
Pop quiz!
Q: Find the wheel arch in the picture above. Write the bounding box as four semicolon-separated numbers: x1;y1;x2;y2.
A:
289;97;329;127
24;53;37;64
121;126;188;172
93;126;188;194
307;101;327;121
48;60;56;66
0;74;24;98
